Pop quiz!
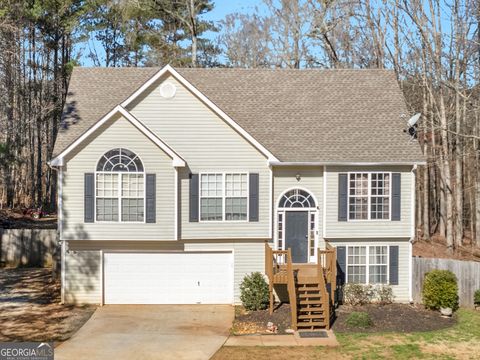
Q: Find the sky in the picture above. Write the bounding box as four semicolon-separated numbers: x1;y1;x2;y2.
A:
78;0;263;66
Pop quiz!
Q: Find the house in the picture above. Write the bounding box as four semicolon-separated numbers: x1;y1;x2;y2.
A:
50;65;424;328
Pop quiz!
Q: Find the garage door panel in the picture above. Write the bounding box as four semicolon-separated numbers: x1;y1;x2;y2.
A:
104;252;233;304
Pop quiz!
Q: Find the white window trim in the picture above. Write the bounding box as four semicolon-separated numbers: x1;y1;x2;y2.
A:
275;187;319;263
347;171;392;222
94;171;147;224
94;150;147;224
198;172;250;223
345;245;390;285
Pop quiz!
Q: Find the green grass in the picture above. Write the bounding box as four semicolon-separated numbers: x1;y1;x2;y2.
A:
214;309;480;360
335;309;480;359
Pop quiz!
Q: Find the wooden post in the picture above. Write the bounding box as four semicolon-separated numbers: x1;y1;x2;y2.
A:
265;243;274;315
286;248;297;330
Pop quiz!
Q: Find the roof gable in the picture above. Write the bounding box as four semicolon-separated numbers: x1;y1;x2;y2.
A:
51;105;185;167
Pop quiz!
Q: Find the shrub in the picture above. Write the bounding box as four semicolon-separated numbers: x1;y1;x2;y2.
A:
474;290;480;306
376;285;395;305
422;270;459;311
345;311;374;328
343;284;375;306
240;272;269;311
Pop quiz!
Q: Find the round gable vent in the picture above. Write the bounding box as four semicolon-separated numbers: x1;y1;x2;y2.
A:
160;82;176;99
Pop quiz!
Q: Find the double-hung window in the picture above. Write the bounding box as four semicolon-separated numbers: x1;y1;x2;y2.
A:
96;148;145;222
348;172;391;220
200;173;248;221
346;245;389;284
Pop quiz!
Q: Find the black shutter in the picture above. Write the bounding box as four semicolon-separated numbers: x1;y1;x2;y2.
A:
84;173;94;223
189;173;199;222
389;246;399;285
338;174;348;221
392;173;401;221
145;174;156;223
336;246;347;303
249;173;259;222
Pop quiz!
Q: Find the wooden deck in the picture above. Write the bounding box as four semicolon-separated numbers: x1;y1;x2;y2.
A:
265;243;337;330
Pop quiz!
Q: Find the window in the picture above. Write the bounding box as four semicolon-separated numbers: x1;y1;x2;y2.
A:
200;173;248;221
96;148;144;222
348;172;390;220
225;173;248;220
346;245;389;284
347;246;367;284
369;246;388;284
279;189;315;208
277;213;284;249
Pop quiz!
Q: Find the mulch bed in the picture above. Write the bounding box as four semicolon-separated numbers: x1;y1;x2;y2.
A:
233;303;292;334
333;303;456;333
0;268;95;342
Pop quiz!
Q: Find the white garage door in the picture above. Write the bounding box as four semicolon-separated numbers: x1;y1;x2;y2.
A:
104;252;234;304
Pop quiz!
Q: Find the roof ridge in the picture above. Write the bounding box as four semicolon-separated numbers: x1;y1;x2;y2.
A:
72;65;394;72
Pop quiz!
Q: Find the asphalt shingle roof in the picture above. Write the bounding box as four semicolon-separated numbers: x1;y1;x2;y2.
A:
54;67;424;163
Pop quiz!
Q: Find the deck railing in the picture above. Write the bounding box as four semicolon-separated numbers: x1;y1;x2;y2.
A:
318;242;337;305
265;243;337;329
265;244;290;314
285;248;297;330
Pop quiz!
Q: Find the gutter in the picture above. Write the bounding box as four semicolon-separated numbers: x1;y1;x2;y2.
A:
268;161;427;166
408;163;418;303
48;162;65;304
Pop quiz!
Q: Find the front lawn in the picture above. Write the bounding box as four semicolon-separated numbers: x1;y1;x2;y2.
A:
213;308;480;359
0;268;95;343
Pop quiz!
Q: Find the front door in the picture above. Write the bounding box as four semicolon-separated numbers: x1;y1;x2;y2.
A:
285;211;309;263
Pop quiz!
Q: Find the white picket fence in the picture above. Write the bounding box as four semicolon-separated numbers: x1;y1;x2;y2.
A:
413;256;480;308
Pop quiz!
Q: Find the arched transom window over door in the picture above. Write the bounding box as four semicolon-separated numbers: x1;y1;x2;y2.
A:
277;189;317;261
96;148;145;222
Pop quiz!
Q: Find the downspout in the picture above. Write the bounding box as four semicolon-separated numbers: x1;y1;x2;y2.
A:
48;161;65;304
409;163;418;303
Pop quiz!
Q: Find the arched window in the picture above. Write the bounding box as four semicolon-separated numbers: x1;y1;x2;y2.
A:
96;148;145;222
278;189;316;208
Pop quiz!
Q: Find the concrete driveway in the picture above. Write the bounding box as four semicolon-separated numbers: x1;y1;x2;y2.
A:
55;305;234;360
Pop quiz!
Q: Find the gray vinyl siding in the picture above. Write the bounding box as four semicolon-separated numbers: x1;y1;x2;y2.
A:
61;114;175;240
65;250;101;304
128;75;270;239
325;166;413;238
273;167;324;248
328;238;411;302
64;240;265;304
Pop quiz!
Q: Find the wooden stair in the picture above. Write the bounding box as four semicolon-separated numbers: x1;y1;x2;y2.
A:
265;243;337;331
295;275;330;329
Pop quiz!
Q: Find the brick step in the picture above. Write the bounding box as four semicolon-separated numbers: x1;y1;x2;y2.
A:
298;314;325;320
